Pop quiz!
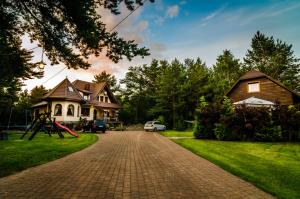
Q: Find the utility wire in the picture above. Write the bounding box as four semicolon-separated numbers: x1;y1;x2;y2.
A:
110;0;148;32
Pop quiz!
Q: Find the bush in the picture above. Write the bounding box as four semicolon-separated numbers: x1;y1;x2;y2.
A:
213;123;227;140
254;125;282;141
193;123;206;139
114;125;126;131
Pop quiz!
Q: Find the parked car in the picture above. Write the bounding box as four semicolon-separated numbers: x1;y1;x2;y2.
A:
83;120;106;133
144;121;166;131
91;119;106;133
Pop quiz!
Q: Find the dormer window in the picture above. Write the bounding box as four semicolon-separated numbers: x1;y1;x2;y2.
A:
83;94;89;100
248;82;260;93
68;86;74;92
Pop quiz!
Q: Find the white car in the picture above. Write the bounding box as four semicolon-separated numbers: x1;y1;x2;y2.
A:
144;121;166;131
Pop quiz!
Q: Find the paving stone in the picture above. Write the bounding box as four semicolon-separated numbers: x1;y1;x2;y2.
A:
0;131;273;198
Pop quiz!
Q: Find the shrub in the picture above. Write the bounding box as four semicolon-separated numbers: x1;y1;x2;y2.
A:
254;125;282;142
194;103;221;139
193;123;206;139
213;123;227;140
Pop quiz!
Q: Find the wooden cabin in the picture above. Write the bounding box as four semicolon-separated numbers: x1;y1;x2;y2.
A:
226;70;300;106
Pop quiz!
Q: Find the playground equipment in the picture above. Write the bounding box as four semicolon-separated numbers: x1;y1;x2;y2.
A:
21;112;79;140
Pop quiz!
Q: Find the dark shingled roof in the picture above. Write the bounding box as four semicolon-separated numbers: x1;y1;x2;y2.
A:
43;78;83;102
239;70;266;80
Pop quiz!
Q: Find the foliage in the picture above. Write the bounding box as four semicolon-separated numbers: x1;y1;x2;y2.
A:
93;71;120;93
30;86;48;104
0;132;98;177
175;139;300;199
194;102;221;139
195;98;300;142
211;50;243;100
244;31;300;91
272;104;300;141
0;0;153;108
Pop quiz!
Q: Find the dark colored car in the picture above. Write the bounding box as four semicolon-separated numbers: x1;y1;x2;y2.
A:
91;119;106;133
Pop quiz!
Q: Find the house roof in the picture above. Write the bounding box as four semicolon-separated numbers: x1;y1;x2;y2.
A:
43;78;83;102
226;70;300;98
72;80;118;103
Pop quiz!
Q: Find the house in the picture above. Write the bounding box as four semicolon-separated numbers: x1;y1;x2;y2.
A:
32;78;122;123
226;70;300;106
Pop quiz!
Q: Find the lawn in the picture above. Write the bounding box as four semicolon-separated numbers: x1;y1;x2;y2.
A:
0;132;98;178
160;130;194;137
172;138;300;199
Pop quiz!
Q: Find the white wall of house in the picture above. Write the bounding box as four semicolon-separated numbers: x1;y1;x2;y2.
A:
51;101;81;122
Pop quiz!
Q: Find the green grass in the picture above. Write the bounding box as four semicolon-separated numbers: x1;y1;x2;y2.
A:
160;130;194;137
173;138;300;199
0;132;98;178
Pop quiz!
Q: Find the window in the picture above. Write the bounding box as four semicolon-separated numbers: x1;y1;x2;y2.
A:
77;106;80;117
54;104;62;116
83;94;89;100
81;108;90;116
105;97;108;103
67;104;74;116
100;96;104;102
68;86;74;92
248;82;260;93
96;96;100;101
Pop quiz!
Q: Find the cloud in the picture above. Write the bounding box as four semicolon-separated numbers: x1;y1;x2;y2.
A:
201;5;227;26
166;5;179;18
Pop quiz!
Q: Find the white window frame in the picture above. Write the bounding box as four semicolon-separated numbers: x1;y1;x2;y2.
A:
248;82;260;93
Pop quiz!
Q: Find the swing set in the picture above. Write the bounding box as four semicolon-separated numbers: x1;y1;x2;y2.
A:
21;112;79;140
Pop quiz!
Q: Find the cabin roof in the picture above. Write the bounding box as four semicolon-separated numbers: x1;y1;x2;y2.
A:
226;70;300;98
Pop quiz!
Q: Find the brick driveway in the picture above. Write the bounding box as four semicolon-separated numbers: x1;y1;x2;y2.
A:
0;131;273;199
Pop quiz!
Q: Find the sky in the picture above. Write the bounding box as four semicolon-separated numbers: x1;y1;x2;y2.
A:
23;0;300;91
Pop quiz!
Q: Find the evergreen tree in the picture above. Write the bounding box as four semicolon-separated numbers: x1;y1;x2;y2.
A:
244;31;300;91
30;86;48;105
212;49;242;100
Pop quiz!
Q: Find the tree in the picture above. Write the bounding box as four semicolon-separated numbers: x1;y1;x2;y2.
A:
93;71;118;91
211;50;242;100
0;0;153;104
151;59;187;129
244;31;300;91
30;85;48;105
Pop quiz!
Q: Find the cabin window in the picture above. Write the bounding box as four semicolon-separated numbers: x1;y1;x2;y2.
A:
105;97;108;103
100;96;104;102
54;104;62;116
248;82;260;93
81;108;90;116
67;104;74;116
